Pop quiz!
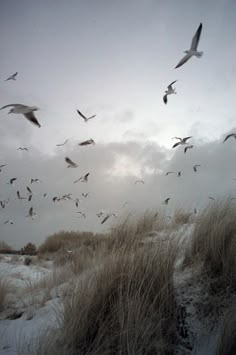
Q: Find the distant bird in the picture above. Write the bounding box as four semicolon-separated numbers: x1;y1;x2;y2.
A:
56;139;69;147
163;198;171;205
184;145;194;154
97;211;105;218
172;136;192;148
166;171;176;176
175;23;203;69
31;178;41;184
28;194;33;202
0;164;7;169
3;219;14;225
74;198;81;208
223;133;236;143
177;171;181;177
78;138;95;146
193;164;201;172
163;81;177;104
65;157;78;168
52;196;60;202
27;206;37;219
5;72;18;81
26;186;32;194
43;193;47;198
8;178;17;185
208;196;215;201
73;173;90;183
77;109;96;122
65;248;72;253
0;199;9;209
17;147;28;151
17;191;26;200
82;193;89;198
0;104;41;128
134;180;144;184
62;194;72;200
101;213;117;224
76;211;86;218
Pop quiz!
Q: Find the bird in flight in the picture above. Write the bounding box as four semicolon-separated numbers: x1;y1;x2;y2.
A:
76;211;86;218
175;23;203;69
184;145;194;154
223;133;236;143
27;206;37;219
0;164;7;169
166;171;176;176
193;164;201;172
74;198;81;208
0;104;41;128
101;213;117;224
28;194;33;202
8;178;17;185
26;186;32;194
3;219;14;225
56;139;69;147
177;171;181;177
172;136;192;148
78;139;95;146
31;178;41;184
65;157;78;168
208;196;215;201
73;173;90;183
134;180;144;184
17;147;29;151
82;193;89;198
77;109;96;122
5;72;18;81
163;81;177;104
17;191;26;200
163;198;171;205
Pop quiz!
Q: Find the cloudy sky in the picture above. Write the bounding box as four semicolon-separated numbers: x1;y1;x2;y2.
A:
1;0;236;248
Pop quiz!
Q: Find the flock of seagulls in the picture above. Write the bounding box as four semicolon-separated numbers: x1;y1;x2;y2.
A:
1;21;235;228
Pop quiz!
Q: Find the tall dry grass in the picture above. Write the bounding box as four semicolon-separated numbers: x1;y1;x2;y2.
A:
216;303;236;355
60;239;178;354
0;276;11;312
183;198;236;285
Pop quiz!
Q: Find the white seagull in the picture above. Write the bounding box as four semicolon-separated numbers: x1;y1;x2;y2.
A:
172;136;192;148
56;139;69;147
184;145;194;154
163;81;177;104
78;139;95;146
77;109;96;122
0;104;41;128
193;164;201;172
5;72;18;81
65;157;78;168
175;23;203;69
17;147;29;151
73;173;90;183
27;206;37;219
101;213;117;224
163;198;171;205
31;178;42;184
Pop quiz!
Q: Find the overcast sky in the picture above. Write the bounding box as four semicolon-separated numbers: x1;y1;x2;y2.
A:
1;0;236;248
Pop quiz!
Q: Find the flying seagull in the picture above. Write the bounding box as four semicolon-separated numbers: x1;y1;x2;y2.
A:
74;198;81;208
3;219;14;225
97;211;105;218
56;139;69;147
175;23;203;69
65;157;78;168
177;171;181;177
193;164;201;172
172;136;192;148
208;196;215;201
28;194;33;202
5;72;18;81
82;192;89;198
17;191;26;200
0;104;41;128
78;139;95;146
223;133;236;143
166;171;176;176
73;173;90;183
134;180;144;184
31;178;41;184
163;81;177;104
27;206;37;219
101;213;117;224
184;145;194;154
8;177;17;185
26;186;32;194
77;109;96;122
163;198;171;205
17;147;28;151
76;211;86;218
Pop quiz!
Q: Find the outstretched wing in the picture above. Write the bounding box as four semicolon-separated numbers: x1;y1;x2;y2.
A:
190;23;202;51
24;112;41;128
175;53;191;69
163;94;168;104
223;134;235;142
1;104;25;110
172;142;181;148
77;109;87;120
101;215;110;224
167;80;177;90
65;157;75;165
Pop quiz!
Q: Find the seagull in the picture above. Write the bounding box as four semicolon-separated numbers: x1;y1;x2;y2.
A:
52;196;60;202
77;109;96;122
17;191;26;200
193;164;201;172
31;178;41;184
73;173;90;183
74;198;81;208
101;213;117;224
28;194;33;202
17;147;28;151
76;211;86;218
172;136;192;148
82;193;89;198
78;138;95;146
163;198;171;205
65;157;78;168
184;145;194;154
0;164;7;169
163;81;177;104
8;177;17;185
166;171;176;176
223;133;236;143
5;72;18;81
0;199;9;209
3;219;14;225
177;171;181;177
26;186;32;194
62;194;72;200
208;196;215;201
43;193;47;198
175;23;203;69
56;139;69;147
134;180;144;184
27;206;37;219
0;104;41;128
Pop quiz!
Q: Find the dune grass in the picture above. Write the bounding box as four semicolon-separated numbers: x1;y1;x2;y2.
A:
0;276;11;312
